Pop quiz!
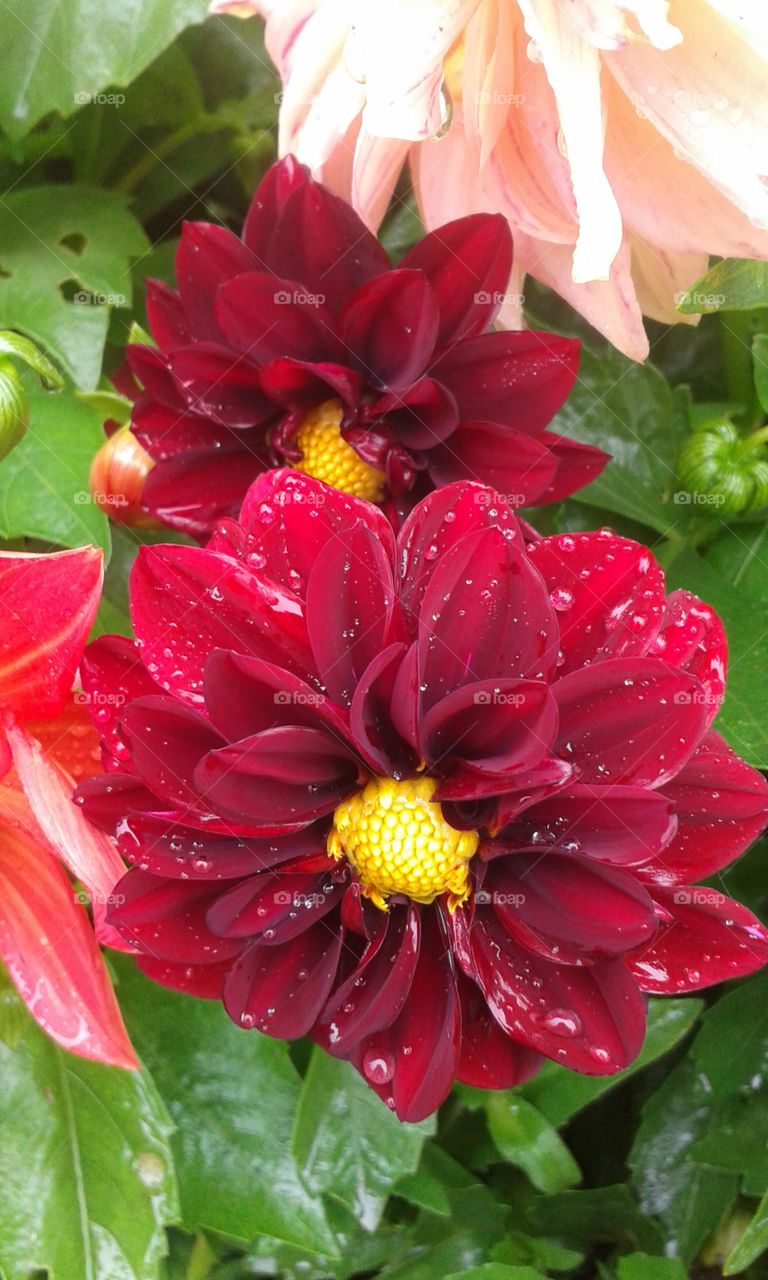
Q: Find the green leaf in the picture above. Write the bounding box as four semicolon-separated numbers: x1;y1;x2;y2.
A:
0;1012;178;1280
547;345;690;535
444;1268;548;1280
665;549;768;765
0;0;209;137
520;998;702;1127
616;1255;686;1280
725;1189;768;1274
675;259;768;313
291;1047;434;1230
0;186;147;387
525;1186;664;1255
0;330;63;389
113;959;339;1258
393;1144;455;1216
0;378;110;554
753;334;768;415
692;970;768;1097
484;1096;580;1194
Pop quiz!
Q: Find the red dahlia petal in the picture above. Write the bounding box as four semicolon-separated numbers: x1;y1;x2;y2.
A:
306;520;402;706
470;910;646;1073
145;279;190;352
429;330;579;435
504;782;677;866
262;176;391;315
340;269;440;391
127;346;186;410
455;973;542;1090
554;657;709;787
81;635;160;770
426;421;558;505
258;356;363;410
527;531;666;676
117;813;328;879
195;725;364;827
649;590;726;727
119;695;225;811
204;650;349;745
317;902;420;1051
238;468;395;599
367;377;459;450
400;213;514;346
223;920;343;1037
535;433;610;503
175;221;259;339
420;678;557;774
74;773;161;834
350;643;421;779
206;869;342;942
130;543;313;703
138;956;229;999
131;394;230;460
169;343;271;427
418;526;557;710
110;871;242;964
629;886;768;993
140;444;269;536
242;154;311;256
215;271;341;364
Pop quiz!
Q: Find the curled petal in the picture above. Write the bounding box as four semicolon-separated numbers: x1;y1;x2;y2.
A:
630;886;768;993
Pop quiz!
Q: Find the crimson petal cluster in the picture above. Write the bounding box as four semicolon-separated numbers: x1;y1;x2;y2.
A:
75;470;768;1120
129;156;607;534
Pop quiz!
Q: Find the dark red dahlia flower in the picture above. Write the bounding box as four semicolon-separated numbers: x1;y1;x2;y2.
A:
128;156;607;535
75;471;768;1120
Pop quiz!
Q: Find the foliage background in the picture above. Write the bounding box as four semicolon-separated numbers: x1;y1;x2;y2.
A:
2;4;768;1277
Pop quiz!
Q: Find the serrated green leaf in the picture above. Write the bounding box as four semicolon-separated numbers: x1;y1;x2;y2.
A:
0;378;111;554
0;187;147;387
113;959;339;1258
291;1047;434;1231
675;260;768;313
484;1096;580;1194
0;0;209;137
0;1013;178;1280
520;998;702;1127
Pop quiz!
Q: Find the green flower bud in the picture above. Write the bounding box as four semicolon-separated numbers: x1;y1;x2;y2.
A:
677;418;768;517
0;357;29;461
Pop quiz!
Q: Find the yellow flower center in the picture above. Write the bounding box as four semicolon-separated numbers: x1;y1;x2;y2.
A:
293;399;385;502
328;776;478;910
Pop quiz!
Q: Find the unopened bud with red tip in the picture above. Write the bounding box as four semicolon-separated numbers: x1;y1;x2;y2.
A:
89;426;159;527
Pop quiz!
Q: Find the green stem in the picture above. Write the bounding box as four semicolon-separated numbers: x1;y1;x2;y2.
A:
719;310;763;428
115;121;203;194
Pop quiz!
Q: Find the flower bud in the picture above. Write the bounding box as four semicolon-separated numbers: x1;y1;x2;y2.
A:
0;358;29;461
89;426;158;527
677;418;768;518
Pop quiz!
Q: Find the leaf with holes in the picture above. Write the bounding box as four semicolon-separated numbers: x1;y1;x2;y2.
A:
0;186;147;388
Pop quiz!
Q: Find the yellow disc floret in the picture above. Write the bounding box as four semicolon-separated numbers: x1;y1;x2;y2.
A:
328;776;479;911
293;399;386;502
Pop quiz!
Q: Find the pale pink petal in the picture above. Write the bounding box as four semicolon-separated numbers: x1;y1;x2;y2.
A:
630;236;706;325
560;0;681;51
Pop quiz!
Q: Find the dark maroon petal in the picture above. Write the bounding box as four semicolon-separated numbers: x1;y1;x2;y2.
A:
505;783;677;866
169;343;272;427
141;446;269;537
110;871;242;964
536;433;609;503
367;377;459;450
527;532;666;677
131;395;229;460
470;910;646;1073
138;956;229;999
647;590;726;728
349;911;461;1122
117;813;327;879
429;331;579;435
420;678;556;774
418;526;558;710
397;481;521;626
207;869;342;942
340;269;440;391
306;520;401;706
630;886;768;993
119;695;225;810
427;421;558;505
262;177;391;315
223;921;343;1036
350;643;421;778
242;155;311;257
318;903;420;1050
196;725;363;826
554;657;708;787
438;755;573;809
400;213;513;346
643;731;768;885
258;357;363;410
238;468;396;599
486;852;657;963
80;634;158;770
455;973;542;1089
127;346;186;410
215;272;341;363
130;543;313;702
145;279;190;352
175;221;259;338
204;650;350;745
74;773;161;834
